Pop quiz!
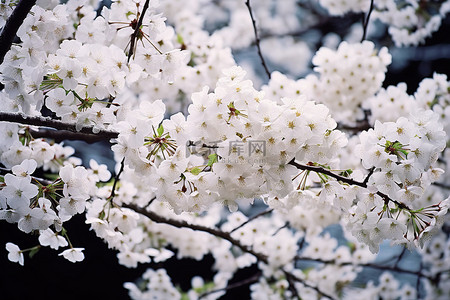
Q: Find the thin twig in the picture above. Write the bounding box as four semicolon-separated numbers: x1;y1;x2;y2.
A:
127;0;151;63
0;112;118;141
0;0;37;65
272;222;289;236
108;158;125;201
198;272;261;299
361;0;375;42
244;0;271;80
230;208;273;233
126;202;340;299
393;247;407;269
416;262;423;299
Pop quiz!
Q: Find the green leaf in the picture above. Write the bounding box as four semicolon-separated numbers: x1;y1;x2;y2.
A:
180;293;189;300
176;33;184;45
339;169;353;177
29;247;39;259
207;154;218;167
190;167;202;175
157;124;164;136
347;242;356;252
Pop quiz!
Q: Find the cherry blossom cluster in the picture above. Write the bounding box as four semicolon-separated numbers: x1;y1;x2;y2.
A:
372;0;450;47
303;41;391;125
0;154;110;260
111;65;346;214
202;0;302;50
344;271;417;299
124;269;181;300
0;3;74;115
318;0;450;47
418;231;450;299
349;110;448;251
363;73;450;189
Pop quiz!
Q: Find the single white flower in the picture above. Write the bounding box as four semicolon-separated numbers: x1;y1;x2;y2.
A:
6;242;24;266
59;248;85;263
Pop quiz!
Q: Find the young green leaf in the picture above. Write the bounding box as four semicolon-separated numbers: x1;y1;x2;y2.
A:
207;153;218;167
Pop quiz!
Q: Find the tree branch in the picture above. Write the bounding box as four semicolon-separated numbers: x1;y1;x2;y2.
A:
29;128;112;144
108;158;125;201
336;120;371;132
289;159;366;188
230;208;273;233
245;0;271;80
126;203;337;299
198;272;261;299
0;0;37;65
361;0;375;42
127;0;151;63
123;203;269;263
283;270;336;300
0;112;118;141
288;159;412;211
363;167;375;186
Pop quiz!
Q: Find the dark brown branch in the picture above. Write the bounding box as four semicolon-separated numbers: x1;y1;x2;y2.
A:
393;247;407;269
336;120;371;132
108;158;125;201
123;203;269;263
283;270;301;299
125;203;337;299
361;0;375;42
283;270;336;300
288;159;412;211
0;112;118;141
230;208;273;233
245;0;271;80
29;128;112;144
0;0;37;65
289;159;366;188
127;0;151;63
363;167;375;186
272;222;289;236
416;262;423;299
198;272;261;299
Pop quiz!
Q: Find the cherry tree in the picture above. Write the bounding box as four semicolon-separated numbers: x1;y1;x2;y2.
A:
0;0;450;299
